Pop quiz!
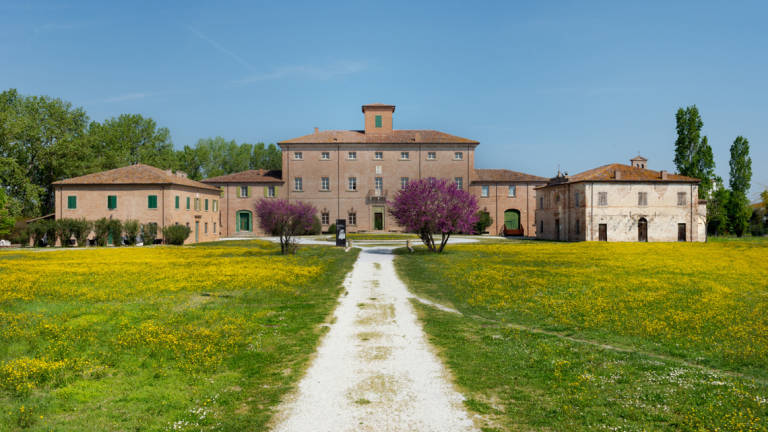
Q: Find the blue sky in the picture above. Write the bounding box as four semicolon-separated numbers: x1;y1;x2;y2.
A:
1;0;765;199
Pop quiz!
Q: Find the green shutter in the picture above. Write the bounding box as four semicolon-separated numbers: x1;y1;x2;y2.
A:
186;197;190;209
67;196;77;209
148;195;157;209
247;186;252;197
108;195;117;209
220;186;224;197
274;186;278;198
236;187;241;198
264;186;268;197
375;115;382;128
205;199;209;211
175;196;180;209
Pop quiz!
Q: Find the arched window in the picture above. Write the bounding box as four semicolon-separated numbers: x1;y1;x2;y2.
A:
236;210;253;232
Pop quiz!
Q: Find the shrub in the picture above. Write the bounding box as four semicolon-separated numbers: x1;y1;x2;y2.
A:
107;219;123;246
474;211;493;234
142;223;158;245
9;225;28;246
29;220;56;247
94;218;110;246
123;220;140;245
389;177;479;253
54;219;75;246
327;223;336;234
162;224;191;245
255;199;315;254
305;215;322;235
70;219;92;247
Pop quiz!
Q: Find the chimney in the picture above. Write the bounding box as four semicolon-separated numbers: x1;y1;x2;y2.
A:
362;103;395;134
314;127;319;134
660;170;668;180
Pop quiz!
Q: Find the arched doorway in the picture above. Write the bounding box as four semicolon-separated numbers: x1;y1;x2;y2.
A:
638;217;648;242
236;210;253;233
503;209;523;236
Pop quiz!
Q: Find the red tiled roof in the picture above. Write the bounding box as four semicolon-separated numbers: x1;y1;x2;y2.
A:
278;130;478;145
52;164;220;191
472;169;547;183
543;163;700;185
202;169;283;184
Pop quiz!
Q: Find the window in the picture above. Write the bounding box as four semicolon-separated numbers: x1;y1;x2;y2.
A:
598;192;608;206
204;222;208;233
240;186;248;197
454;151;463;160
427;151;436;160
321;151;330;160
574;192;579;208
540;220;544;233
294;151;303;160
375;115;382;128
540;196;544;208
348;212;357;225
508;185;516;197
321;212;330;225
204;199;209;211
400;151;409;160
267;186;275;197
294;177;303;192
375;165;382;174
348;151;357;160
638;192;648;206
213;223;216;233
555;193;560;203
186;197;190;210
194;198;200;211
374;151;383;160
575;218;581;234
67;196;77;209
374;177;383;191
321;177;330;191
400;177;409;190
148;195;158;209
219;186;224;197
108;195;117;210
677;192;687;206
455;177;463;190
348;177;357;191
481;185;489;197
213;200;218;212
175;195;180;209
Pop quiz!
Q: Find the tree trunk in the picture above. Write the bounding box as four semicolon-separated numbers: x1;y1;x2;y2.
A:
437;233;451;253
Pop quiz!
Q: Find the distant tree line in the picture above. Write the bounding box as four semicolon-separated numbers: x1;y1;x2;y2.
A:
673;105;762;237
0;88;281;221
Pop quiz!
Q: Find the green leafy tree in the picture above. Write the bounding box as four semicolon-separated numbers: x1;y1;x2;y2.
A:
727;136;752;236
87;114;175;171
673;106;717;198
707;183;730;235
0;189;14;238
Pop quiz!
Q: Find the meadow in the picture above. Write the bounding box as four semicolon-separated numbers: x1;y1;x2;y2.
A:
396;239;768;431
0;240;358;431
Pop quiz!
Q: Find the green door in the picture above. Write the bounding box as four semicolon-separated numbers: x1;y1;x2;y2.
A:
107;232;113;246
238;212;251;232
195;221;199;242
504;210;520;230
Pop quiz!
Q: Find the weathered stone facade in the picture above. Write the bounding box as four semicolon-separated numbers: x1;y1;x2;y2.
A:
535;159;707;242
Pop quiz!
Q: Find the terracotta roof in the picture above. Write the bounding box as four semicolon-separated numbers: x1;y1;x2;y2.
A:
362;103;395;112
543;163;700;186
278;129;478;145
472;169;547;183
52;164;220;191
630;155;648;161
202;169;283;184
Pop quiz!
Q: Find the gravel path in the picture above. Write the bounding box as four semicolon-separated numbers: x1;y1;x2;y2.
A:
271;247;478;432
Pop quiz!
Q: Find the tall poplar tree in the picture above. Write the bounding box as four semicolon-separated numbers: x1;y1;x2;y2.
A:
674;105;716;198
727;136;752;236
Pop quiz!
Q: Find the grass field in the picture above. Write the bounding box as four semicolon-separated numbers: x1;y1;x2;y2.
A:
396;240;768;431
0;240;358;431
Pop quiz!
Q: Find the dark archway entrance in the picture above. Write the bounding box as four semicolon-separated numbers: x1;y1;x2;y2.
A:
638;218;648;242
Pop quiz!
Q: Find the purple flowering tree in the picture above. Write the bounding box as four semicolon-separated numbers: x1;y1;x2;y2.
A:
255;199;316;254
389;177;479;253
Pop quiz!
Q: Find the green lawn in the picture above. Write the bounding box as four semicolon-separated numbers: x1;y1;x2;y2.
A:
396;240;768;431
0;240;358;431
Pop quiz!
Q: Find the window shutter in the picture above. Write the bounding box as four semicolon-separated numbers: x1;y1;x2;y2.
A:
248;186;252;197
274;186;278;198
264;186;268;197
236;187;241;198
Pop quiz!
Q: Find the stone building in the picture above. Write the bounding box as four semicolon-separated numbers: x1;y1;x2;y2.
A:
202;170;283;237
535;157;707;242
53;164;221;244
275;103;542;233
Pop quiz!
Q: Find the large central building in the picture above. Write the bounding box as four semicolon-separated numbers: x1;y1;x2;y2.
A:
275;103;544;234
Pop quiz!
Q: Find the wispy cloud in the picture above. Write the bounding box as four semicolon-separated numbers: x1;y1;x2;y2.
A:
236;60;367;83
188;26;254;71
103;92;149;103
